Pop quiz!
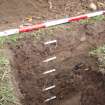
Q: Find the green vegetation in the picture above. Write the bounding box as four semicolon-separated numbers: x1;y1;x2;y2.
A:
0;56;20;105
90;45;105;73
80;15;105;24
0;34;23;48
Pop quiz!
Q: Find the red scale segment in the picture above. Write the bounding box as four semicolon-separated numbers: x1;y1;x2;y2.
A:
19;23;45;32
68;16;88;22
0;11;105;37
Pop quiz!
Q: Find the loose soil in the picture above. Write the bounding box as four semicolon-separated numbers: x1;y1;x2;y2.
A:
1;0;105;105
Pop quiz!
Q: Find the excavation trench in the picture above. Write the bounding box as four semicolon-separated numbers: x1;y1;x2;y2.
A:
0;0;105;105
7;20;105;105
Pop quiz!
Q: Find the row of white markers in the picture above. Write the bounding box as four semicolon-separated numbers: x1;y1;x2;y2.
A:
42;40;57;103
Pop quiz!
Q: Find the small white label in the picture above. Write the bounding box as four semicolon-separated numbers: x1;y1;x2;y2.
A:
44;96;56;102
43;69;56;74
43;56;56;63
44;40;57;45
43;85;56;91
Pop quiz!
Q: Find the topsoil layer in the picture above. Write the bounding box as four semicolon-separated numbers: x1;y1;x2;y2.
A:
2;0;105;105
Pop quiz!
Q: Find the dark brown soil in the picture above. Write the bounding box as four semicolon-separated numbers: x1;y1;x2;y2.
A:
7;19;105;105
1;0;105;105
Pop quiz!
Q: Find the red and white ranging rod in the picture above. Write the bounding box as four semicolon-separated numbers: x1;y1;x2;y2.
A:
0;10;105;37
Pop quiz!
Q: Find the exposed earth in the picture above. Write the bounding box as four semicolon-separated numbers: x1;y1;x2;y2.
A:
0;0;105;29
1;0;105;105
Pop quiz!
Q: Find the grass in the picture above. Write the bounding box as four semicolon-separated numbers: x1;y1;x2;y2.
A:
0;30;22;105
79;15;105;25
0;34;23;48
90;45;105;73
0;56;20;105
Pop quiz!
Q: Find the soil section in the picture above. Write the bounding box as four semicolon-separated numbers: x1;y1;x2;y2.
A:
1;0;105;105
7;20;105;105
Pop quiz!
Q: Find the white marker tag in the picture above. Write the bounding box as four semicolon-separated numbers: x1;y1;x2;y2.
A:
44;40;57;45
43;69;56;74
44;96;56;102
43;56;56;63
43;85;56;91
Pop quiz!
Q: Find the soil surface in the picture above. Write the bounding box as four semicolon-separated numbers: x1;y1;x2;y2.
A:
1;0;105;105
0;0;105;30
